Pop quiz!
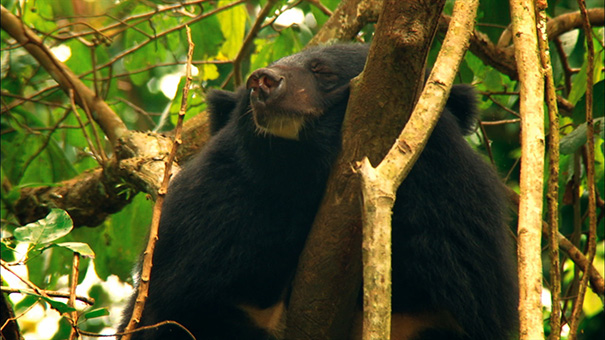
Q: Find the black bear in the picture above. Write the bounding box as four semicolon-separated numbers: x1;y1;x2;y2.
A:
119;44;518;340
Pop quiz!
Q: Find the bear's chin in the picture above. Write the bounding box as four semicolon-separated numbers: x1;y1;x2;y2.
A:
252;112;305;140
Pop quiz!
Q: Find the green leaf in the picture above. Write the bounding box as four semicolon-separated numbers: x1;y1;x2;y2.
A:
1;239;16;263
41;296;76;314
14;209;73;244
71;193;151;282
190;12;224;59
217;2;247;59
569;48;604;106
22;0;56;33
573;81;605;125
201;64;220;81
81;308;110;321
560;117;605;155
51;242;96;258
483;69;504;92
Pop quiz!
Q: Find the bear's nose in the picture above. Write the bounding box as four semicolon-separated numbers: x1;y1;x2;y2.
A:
247;68;284;102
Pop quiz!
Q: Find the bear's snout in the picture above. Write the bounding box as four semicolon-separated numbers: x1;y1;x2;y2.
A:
247;68;284;103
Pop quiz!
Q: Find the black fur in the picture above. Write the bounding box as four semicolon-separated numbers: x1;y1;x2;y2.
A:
206;89;239;134
119;44;518;340
392;98;518;340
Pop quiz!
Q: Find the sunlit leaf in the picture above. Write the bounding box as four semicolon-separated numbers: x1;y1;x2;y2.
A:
14;209;73;244
82;308;111;321
201;64;220;81
51;242;96;258
41;296;76;314
217;2;247;59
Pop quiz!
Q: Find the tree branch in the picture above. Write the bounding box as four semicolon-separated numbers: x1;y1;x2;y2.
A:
440;8;605;80
499;8;605;48
507;189;605;298
122;26;194;340
509;0;546;338
0;5;128;147
308;0;381;46
1;287;95;305
357;1;478;337
537;2;562;338
568;2;598;338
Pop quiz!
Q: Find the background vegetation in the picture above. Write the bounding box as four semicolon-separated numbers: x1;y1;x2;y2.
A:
0;0;603;339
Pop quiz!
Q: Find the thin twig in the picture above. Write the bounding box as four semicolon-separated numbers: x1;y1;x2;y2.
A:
477;120;496;165
1;260;50;299
122;25;195;340
232;0;279;87
68;253;81;340
78;320;196;339
1;286;95;305
536;2;562;338
68;89;102;165
21;108;72;174
568;1;597;338
480;118;521;125
306;0;333;16
89;0;245;76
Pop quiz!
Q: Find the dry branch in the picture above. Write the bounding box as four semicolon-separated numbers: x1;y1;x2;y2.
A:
68;253;80;340
537;2;562;338
507;190;605;297
357;1;478;338
0;287;95;305
308;0;381;46
440;8;605;80
509;0;546;338
121;26;195;340
568;2;598;338
12;130;177;227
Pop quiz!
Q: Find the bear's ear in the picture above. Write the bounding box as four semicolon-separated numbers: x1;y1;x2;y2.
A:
446;84;479;135
206;89;239;134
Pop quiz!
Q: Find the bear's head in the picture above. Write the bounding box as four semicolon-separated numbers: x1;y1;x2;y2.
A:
244;44;369;140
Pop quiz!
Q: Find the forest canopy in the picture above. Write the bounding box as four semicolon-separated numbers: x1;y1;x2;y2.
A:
1;0;603;339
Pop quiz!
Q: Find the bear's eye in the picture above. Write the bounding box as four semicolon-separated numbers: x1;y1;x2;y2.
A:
310;62;332;75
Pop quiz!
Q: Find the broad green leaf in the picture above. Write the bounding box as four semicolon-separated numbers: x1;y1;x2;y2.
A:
569;48;604;106
71;193;151;282
63;40;91;76
573;81;605;125
483;69;504;92
560;117;605;155
217;1;247;59
50;318;72;340
81;308;110;321
251;29;301;72
27;244;90;288
1;240;16;263
41;296;76;314
14;209;73;244
190;12;224;59
14;295;39;314
52;242;96;258
22;0;56;33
